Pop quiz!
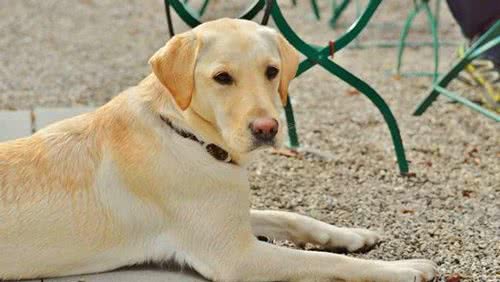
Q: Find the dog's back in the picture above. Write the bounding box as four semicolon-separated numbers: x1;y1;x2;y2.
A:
0;90;185;279
0;112;109;278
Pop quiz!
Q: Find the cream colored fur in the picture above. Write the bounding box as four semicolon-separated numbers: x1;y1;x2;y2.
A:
0;19;437;281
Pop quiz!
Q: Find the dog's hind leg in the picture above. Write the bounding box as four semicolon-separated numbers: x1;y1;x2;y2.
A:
250;210;381;253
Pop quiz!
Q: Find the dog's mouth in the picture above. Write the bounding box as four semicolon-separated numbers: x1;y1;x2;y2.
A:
249;138;278;152
225;127;282;155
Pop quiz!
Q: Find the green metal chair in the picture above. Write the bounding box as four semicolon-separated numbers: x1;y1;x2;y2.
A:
164;0;410;174
414;20;500;122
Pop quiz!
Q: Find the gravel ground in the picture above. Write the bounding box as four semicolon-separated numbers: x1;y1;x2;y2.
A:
1;0;499;281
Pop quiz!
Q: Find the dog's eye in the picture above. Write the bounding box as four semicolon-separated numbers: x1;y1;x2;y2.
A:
265;66;279;80
213;72;233;85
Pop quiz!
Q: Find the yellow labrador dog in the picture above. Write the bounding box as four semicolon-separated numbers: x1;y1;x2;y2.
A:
0;19;437;281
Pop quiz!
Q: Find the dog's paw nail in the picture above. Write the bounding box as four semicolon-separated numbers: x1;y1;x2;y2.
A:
257;235;270;242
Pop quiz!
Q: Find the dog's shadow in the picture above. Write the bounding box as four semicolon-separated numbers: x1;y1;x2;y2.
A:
26;262;208;282
15;239;380;282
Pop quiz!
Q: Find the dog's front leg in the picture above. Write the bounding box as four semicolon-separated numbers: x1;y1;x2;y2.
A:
250;210;380;252
216;239;437;282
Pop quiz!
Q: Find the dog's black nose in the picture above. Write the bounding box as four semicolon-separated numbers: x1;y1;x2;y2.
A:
250;118;278;142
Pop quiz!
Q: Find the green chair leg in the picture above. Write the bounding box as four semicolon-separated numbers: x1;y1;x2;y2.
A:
310;0;321;20
396;0;440;81
198;0;210;17
284;98;300;148
285;58;411;173
433;0;440;29
290;0;321;21
423;1;440;82
414;20;500;120
329;0;351;28
396;3;420;75
434;86;500;121
320;60;409;173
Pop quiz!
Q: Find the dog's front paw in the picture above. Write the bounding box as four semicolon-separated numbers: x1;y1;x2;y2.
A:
373;259;438;282
296;222;381;253
327;227;381;253
308;226;381;253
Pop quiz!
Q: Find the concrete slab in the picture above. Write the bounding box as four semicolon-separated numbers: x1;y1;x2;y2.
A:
0;110;32;142
33;107;96;131
44;266;208;282
2;280;41;282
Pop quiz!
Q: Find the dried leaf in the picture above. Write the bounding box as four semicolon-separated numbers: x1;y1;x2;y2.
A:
270;148;300;158
462;190;474;197
466;148;478;158
401;209;415;215
402;172;417;177
445;273;461;282
345;88;360;96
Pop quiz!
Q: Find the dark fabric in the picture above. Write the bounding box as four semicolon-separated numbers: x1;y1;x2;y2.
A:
446;0;500;38
446;0;500;64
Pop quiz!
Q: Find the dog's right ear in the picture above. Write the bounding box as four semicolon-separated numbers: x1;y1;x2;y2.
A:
149;32;200;110
276;33;299;106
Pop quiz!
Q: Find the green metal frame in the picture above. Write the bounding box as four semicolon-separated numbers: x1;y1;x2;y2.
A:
414;20;500;122
330;0;458;61
182;0;210;17
310;0;321;20
396;0;440;81
168;0;266;27
164;0;410;174
272;0;408;174
330;0;353;28
291;0;321;20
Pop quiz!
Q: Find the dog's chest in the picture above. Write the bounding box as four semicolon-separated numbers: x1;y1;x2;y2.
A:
94;142;249;259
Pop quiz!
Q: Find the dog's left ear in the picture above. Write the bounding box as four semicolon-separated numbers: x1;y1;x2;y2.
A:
276;33;299;105
149;32;200;110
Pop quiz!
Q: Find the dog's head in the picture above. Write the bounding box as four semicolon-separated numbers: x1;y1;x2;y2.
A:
149;18;299;157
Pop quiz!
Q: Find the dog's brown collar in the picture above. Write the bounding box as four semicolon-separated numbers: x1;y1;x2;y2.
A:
160;115;236;165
